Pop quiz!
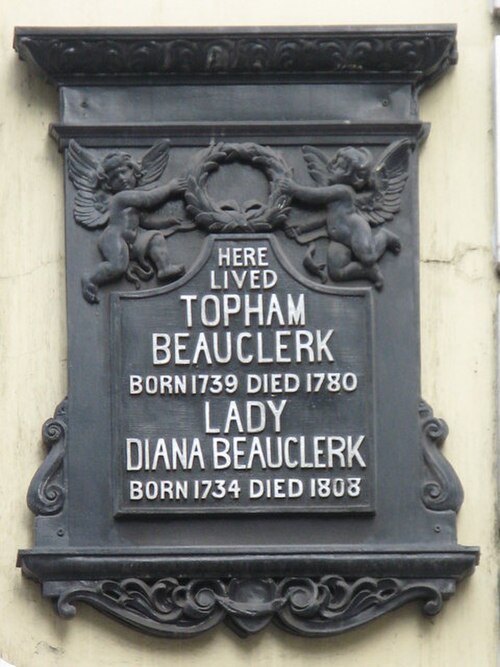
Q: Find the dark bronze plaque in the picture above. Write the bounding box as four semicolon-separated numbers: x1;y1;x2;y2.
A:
15;26;478;640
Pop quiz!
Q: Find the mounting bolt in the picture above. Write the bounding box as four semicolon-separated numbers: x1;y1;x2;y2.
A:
434;525;441;533
382;98;390;107
57;528;65;537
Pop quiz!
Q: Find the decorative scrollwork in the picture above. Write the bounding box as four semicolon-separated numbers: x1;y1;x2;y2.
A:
54;574;446;638
419;399;464;512
276;575;444;636
185;142;292;233
27;398;68;516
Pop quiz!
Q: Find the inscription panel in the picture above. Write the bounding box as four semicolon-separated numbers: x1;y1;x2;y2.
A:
112;236;375;514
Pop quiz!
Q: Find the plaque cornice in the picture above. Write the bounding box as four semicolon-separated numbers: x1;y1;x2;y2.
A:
14;25;457;91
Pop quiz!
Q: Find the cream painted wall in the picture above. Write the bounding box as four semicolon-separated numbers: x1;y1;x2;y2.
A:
0;1;496;665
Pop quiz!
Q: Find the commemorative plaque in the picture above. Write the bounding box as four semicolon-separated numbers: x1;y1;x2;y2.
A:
15;26;478;638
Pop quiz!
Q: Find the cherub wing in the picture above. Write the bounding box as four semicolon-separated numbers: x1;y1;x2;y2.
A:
301;145;331;186
68;140;110;229
138;140;170;186
355;139;413;226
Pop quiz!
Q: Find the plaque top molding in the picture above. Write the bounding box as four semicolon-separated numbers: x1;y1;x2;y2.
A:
14;25;457;90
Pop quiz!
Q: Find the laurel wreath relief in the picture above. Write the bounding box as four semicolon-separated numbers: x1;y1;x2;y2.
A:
184;142;293;233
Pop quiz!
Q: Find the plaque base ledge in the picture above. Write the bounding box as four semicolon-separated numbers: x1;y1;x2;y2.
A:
16;546;477;639
18;546;478;581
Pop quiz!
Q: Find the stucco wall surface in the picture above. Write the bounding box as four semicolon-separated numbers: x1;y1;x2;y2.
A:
0;1;497;665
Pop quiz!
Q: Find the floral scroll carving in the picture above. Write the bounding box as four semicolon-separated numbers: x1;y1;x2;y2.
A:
419;400;464;513
55;574;446;638
27;398;68;516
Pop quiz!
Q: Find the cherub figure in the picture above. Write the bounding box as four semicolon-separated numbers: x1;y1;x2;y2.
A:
68;140;188;303
280;140;413;289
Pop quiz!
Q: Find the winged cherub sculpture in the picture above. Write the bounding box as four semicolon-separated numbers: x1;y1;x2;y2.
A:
68;140;188;303
280;139;413;289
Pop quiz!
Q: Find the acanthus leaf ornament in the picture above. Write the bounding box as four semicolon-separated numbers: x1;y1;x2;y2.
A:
14;28;457;91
